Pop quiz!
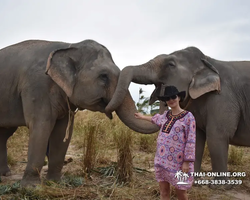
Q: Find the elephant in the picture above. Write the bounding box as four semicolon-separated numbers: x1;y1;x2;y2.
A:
105;46;250;177
0;39;159;187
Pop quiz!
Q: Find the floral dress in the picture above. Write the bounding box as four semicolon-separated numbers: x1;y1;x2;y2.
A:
151;110;196;190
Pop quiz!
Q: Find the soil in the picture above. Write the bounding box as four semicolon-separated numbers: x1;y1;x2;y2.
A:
2;143;250;200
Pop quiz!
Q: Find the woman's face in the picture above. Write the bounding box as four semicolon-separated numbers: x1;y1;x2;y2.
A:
166;95;180;108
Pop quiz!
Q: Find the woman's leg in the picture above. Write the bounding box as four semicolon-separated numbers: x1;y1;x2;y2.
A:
159;181;170;200
175;188;188;200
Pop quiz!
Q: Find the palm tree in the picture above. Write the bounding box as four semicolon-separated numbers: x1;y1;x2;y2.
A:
136;88;160;114
136;88;149;114
182;172;189;182
175;170;183;181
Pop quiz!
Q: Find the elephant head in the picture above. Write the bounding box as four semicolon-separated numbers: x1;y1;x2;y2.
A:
45;40;159;133
105;47;221;112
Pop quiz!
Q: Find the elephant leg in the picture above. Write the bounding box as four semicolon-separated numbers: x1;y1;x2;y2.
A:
206;133;232;190
206;122;232;181
0;127;17;176
46;115;74;181
20;96;57;186
21;120;56;186
206;105;240;173
205;108;239;190
194;128;206;173
207;135;229;175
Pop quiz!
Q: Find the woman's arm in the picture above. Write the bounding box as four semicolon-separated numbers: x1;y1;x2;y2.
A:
183;113;196;162
134;112;152;122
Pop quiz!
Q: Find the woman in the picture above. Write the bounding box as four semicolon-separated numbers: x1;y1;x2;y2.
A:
135;86;196;200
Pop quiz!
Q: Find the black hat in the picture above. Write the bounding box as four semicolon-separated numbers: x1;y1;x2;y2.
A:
157;86;186;102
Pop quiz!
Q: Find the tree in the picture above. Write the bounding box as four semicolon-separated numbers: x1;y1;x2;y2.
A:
136;88;159;115
150;101;160;115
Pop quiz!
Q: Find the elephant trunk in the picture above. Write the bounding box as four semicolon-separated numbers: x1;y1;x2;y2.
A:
105;55;167;134
115;92;159;134
106;58;159;113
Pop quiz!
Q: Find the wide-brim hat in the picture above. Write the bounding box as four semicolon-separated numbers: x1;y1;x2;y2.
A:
157;86;186;102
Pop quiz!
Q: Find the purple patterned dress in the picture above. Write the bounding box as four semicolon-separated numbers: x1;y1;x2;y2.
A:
151;110;196;190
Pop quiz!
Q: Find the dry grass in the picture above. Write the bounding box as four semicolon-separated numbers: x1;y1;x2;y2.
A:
228;146;244;165
114;125;133;184
1;111;250;200
82;122;99;174
139;135;156;153
7;127;29;166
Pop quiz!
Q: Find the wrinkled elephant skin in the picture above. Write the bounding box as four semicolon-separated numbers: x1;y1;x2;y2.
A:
106;46;250;176
0;40;159;187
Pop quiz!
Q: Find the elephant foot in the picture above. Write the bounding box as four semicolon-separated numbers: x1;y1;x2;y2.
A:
21;175;41;187
0;168;11;176
46;172;62;182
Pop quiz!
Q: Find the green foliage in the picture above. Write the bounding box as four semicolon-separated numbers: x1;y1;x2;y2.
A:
136;88;159;114
0;181;20;196
150;101;160;115
96;163;117;177
45;176;84;188
0;177;84;199
136;88;150;114
60;176;84;187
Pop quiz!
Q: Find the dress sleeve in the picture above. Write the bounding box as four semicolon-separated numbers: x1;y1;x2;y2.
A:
183;112;196;162
151;111;168;127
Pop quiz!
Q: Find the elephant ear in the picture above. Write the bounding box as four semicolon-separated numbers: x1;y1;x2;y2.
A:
45;47;79;97
189;58;221;99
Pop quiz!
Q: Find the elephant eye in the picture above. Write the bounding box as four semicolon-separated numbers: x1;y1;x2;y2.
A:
168;62;175;67
99;73;109;85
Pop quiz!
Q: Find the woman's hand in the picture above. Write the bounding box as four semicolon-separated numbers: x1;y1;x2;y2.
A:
134;112;153;122
134;112;144;119
182;161;189;173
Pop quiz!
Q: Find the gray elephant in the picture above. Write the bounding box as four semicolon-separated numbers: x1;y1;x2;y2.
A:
106;47;250;176
0;39;158;186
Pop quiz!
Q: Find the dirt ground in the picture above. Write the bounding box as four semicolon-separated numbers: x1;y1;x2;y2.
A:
1;142;250;200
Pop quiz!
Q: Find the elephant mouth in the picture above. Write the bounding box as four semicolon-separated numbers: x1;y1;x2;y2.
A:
149;83;163;104
74;97;113;119
101;98;113;119
91;97;113;119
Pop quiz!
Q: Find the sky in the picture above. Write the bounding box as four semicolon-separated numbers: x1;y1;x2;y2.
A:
1;0;250;103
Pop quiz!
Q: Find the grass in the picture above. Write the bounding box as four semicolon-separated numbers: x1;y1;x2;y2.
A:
114;125;133;184
7;127;29;166
82;122;99;174
1;111;250;199
139;135;156;153
228;146;244;165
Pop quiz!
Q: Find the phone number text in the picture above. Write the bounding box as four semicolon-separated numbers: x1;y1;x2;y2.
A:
194;179;242;185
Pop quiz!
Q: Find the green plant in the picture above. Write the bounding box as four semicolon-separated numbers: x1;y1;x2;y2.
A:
136;88;150;114
136;88;160;114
